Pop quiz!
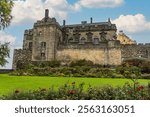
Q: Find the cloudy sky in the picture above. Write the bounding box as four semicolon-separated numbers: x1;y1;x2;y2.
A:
0;0;150;69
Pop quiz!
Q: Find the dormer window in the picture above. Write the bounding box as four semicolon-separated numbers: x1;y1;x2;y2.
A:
93;38;99;44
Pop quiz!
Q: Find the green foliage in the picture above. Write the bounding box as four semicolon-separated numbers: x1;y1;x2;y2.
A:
0;0;13;66
0;42;10;66
38;61;61;68
122;58;143;67
140;60;150;73
1;82;150;100
116;66;141;78
12;59;150;79
12;65;144;79
70;59;94;67
123;59;150;74
0;0;13;30
11;66;117;78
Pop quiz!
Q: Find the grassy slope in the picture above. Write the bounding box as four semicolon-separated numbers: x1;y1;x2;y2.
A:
0;74;149;96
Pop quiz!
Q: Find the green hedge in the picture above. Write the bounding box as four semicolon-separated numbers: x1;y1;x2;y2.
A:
12;59;150;79
11;66;143;79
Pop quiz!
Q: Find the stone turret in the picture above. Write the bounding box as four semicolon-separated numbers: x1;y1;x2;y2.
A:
31;9;62;61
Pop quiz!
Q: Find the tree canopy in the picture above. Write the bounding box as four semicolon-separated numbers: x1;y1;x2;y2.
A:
0;0;13;66
0;0;13;30
0;43;10;66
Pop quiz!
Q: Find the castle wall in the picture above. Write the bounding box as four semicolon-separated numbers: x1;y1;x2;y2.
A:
12;49;32;70
121;44;150;60
108;48;122;65
57;48;121;65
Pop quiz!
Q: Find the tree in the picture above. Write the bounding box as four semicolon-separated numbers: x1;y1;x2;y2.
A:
0;43;10;66
0;0;13;66
0;0;13;30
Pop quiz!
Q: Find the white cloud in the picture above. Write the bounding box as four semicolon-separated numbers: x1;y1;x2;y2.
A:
11;0;125;24
112;14;150;33
0;31;16;44
11;0;78;24
77;0;124;8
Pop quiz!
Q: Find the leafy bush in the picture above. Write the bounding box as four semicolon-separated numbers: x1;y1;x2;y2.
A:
11;58;150;79
11;66;116;78
122;59;150;74
70;59;94;67
140;61;150;73
141;74;150;79
122;58;143;67
42;61;61;67
116;66;141;78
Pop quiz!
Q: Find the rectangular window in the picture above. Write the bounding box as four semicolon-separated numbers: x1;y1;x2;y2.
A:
41;42;46;48
29;42;32;50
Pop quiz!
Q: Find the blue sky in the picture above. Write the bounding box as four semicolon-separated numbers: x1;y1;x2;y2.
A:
0;0;150;69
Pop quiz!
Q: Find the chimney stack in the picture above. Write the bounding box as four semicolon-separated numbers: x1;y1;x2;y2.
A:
90;17;93;23
108;18;111;23
45;9;49;19
63;20;66;26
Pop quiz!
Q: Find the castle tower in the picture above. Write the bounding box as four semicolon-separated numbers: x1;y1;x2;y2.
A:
31;9;62;61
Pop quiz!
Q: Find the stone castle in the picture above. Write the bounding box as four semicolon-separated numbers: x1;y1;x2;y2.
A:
12;9;150;69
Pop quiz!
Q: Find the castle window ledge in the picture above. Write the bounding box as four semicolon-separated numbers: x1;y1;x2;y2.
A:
41;47;46;50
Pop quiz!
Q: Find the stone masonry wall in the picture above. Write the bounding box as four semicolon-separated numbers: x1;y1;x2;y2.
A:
108;48;122;65
121;44;150;60
57;48;121;65
12;49;32;69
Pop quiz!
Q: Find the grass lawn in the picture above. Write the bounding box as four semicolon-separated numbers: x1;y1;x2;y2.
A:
0;74;150;96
